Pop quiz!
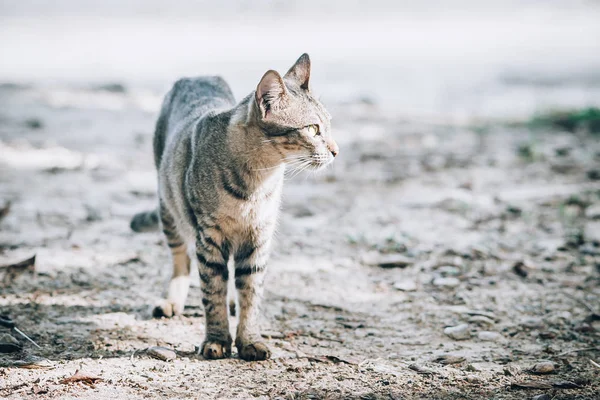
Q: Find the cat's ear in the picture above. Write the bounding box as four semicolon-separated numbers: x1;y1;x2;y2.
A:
284;53;311;90
256;70;287;118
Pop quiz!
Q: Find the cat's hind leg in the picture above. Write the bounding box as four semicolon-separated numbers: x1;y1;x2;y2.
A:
153;202;191;318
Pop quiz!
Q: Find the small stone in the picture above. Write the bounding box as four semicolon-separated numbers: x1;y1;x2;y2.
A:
477;331;503;342
538;331;557;339
587;169;600;181
512;260;533;278
503;365;521;376
434;355;466;365
585;221;600;243
468;315;495;327
433;277;460;288
530;361;555;374
466;375;481;384
544;311;572;326
393;280;417;292
444;324;471;340
532;395;551;400
585;204;600;219
436;266;461;276
147;346;176;362
520;317;545;330
364;254;414;268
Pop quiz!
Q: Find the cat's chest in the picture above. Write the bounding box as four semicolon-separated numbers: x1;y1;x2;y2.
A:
217;181;282;235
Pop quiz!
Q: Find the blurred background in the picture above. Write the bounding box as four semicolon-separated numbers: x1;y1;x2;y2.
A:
2;0;600;120
1;1;600;398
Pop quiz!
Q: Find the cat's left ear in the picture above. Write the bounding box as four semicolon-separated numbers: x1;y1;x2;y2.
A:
284;53;311;90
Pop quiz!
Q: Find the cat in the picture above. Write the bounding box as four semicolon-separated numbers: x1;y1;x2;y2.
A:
130;54;338;361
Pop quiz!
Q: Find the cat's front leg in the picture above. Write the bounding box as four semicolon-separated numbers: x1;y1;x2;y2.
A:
196;230;232;359
234;240;272;361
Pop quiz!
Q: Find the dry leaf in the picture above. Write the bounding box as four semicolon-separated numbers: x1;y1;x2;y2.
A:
59;369;103;387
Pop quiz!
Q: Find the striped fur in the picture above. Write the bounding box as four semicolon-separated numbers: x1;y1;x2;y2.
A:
130;54;338;361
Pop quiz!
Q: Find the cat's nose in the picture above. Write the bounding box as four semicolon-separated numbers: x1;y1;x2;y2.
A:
328;141;339;157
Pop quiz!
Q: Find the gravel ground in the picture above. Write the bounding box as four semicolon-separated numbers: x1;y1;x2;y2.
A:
0;84;599;399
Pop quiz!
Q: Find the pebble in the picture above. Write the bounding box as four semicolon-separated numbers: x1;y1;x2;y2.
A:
477;331;503;342
444;324;471;340
532;395;551;400
363;253;414;268
147;346;176;362
393;280;417;292
436;266;461;276
467;315;495;327
544;311;572;326
585;221;600;243
433;277;460;288
585;204;600;219
434;355;465;365
520;317;545;330
531;361;555;374
466;375;481;384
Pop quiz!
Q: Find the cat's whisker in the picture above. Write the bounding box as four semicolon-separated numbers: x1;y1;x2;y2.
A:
287;159;313;179
251;155;309;171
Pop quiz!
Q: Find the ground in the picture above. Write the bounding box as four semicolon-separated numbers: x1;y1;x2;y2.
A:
0;84;599;399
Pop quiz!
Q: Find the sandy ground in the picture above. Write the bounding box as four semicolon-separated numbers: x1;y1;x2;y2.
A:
0;84;599;399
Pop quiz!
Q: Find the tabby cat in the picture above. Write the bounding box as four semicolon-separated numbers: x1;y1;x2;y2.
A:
130;54;338;361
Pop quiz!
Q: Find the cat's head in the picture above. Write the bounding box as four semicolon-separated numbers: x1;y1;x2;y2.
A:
253;54;338;170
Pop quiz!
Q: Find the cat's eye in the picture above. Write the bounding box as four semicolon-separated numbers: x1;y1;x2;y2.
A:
306;124;320;137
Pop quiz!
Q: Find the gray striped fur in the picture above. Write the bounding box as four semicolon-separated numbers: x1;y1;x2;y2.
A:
131;54;338;361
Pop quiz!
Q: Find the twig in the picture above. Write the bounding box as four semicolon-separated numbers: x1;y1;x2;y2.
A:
589;359;600;370
556;347;600;357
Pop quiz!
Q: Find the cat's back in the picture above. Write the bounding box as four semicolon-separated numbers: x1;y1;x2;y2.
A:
167;76;236;124
154;76;236;168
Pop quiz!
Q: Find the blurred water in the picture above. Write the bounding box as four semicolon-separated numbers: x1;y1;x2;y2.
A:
1;0;599;120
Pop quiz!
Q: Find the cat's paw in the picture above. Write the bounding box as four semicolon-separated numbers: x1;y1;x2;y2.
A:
236;340;271;361
152;300;183;318
200;339;232;360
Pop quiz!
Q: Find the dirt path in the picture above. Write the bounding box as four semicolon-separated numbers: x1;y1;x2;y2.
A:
1;85;599;399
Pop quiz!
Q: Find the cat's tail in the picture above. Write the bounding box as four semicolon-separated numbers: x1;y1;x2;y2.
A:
130;209;159;232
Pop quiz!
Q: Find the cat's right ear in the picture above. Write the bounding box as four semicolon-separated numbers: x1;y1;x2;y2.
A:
256;70;287;118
